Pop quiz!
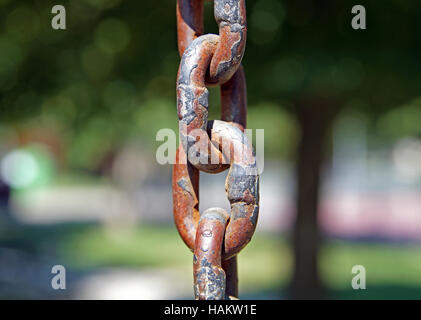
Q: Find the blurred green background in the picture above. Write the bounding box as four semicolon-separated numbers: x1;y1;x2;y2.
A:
1;0;421;299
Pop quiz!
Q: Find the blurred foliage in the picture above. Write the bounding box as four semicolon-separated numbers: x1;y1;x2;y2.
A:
1;0;421;169
377;97;421;140
246;0;421;108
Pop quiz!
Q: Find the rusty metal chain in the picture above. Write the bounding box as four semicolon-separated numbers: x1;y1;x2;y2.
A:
173;0;259;300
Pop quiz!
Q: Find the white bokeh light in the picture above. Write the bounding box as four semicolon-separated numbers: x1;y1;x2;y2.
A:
1;150;39;189
393;137;421;182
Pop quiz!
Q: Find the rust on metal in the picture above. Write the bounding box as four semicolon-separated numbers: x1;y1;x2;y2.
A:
172;145;199;251
222;256;238;299
209;0;247;85
173;0;257;300
193;208;229;300
176;0;204;57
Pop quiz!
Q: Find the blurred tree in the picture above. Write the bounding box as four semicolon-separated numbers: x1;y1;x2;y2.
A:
244;0;421;298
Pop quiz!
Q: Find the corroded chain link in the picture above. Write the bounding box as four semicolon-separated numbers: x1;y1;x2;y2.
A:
173;0;259;300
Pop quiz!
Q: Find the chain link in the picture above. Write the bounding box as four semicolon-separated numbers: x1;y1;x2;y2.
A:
173;0;259;300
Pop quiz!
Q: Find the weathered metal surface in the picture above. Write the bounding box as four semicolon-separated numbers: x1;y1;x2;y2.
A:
172;145;199;251
173;0;257;300
193;208;229;300
221;65;247;129
176;0;204;57
209;0;247;85
177;0;247;86
209;120;259;259
222;256;238;299
177;34;229;174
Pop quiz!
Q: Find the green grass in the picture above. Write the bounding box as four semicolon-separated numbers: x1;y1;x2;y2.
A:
2;222;421;298
321;241;421;299
58;224;288;293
